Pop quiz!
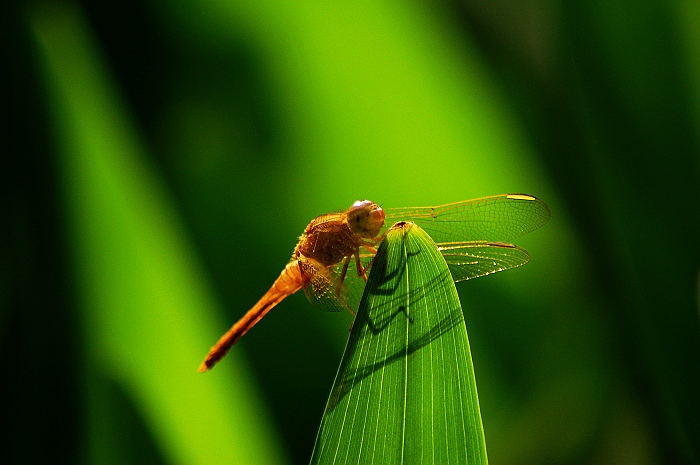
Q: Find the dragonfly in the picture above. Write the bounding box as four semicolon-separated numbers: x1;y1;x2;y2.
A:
198;193;550;372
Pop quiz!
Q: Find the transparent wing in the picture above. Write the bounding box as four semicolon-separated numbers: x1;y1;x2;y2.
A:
328;251;375;313
325;239;530;308
298;255;346;312
382;194;550;244
298;194;548;312
303;239;532;311
438;241;530;282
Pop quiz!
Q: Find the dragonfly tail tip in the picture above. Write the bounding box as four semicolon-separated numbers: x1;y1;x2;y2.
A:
197;361;210;373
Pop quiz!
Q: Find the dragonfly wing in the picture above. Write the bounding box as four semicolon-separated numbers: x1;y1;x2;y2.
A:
304;285;347;312
383;194;550;244
438;241;531;282
298;254;348;313
327;251;375;313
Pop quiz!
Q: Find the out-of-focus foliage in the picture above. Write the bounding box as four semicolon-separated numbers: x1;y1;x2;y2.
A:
30;5;285;464
2;0;699;464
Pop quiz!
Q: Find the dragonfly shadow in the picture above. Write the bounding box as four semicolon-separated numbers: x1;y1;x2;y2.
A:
362;232;420;335
323;226;466;413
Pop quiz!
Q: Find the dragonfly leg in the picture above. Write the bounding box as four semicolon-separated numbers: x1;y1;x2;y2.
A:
338;255;351;283
359;244;381;276
335;255;352;298
361;246;378;255
334;260;356;317
360;237;380;251
354;250;368;282
358;238;382;276
342;300;356;317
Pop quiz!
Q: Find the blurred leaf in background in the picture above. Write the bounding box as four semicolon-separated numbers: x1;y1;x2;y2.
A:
2;0;699;464
29;3;285;464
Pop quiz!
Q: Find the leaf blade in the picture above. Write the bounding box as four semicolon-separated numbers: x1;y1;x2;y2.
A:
311;222;488;465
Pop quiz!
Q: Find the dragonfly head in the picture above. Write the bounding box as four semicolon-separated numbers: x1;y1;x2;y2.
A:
348;200;385;238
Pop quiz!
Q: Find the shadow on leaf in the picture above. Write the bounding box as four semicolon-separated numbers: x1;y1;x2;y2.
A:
323;223;465;413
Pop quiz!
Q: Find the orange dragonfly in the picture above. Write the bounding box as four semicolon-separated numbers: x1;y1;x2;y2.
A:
198;193;550;372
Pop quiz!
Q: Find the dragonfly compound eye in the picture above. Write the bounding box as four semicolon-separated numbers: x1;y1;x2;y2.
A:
347;201;384;238
348;208;368;233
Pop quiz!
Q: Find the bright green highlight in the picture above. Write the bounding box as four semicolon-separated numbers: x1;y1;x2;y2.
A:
31;4;286;464
311;223;487;464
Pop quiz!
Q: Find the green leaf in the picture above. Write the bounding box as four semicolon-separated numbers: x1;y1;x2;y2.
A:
311;223;488;465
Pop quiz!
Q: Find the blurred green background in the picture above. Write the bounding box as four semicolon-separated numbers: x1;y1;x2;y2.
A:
3;0;699;464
